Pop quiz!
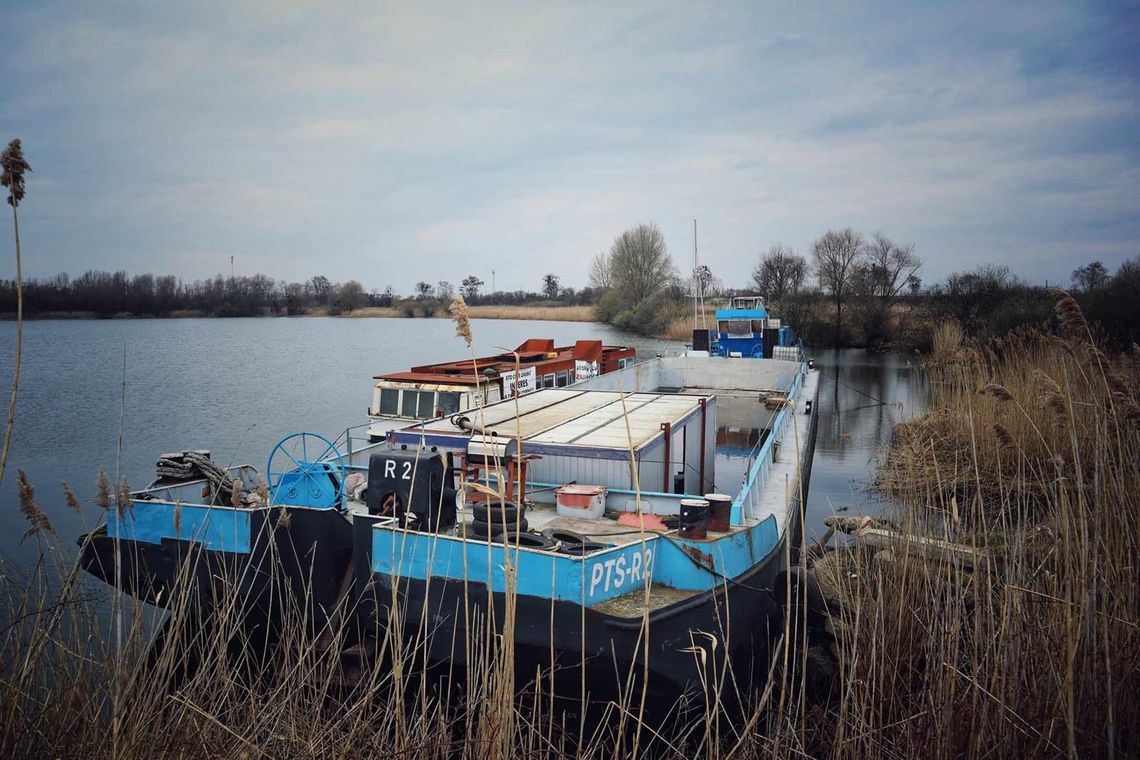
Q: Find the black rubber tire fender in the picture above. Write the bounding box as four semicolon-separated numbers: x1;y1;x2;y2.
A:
471;501;522;524
468;516;528;537
492;530;555;550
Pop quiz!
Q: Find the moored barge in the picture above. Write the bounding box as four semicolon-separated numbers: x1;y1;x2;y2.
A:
79;300;818;715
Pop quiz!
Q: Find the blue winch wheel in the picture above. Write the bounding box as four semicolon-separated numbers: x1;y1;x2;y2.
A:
266;432;347;509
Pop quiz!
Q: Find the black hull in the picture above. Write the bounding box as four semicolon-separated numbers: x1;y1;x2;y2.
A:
79;506;355;644
361;543;788;713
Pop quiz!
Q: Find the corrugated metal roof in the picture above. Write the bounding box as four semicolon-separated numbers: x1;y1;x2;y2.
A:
412;389;704;450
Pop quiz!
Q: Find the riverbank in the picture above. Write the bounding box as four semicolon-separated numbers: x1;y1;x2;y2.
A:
796;305;1140;758
1;303;599;322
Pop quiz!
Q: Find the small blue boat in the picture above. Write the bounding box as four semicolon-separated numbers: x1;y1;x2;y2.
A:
79;315;819;713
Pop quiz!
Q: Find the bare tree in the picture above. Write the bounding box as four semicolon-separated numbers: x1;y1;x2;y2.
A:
588;251;613;290
862;233;921;305
855;232;922;342
812;228;864;329
609;223;676;299
1071;261;1110;292
307;275;332;305
333;280;367;312
751;244;808;301
460;275;483;300
542;273;560;300
414;281;435;300
436;281;454;301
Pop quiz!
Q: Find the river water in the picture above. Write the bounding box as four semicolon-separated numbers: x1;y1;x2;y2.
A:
0;318;928;569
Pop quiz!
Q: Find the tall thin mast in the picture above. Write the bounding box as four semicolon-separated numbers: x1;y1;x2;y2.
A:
692;219;708;331
692;219;699;329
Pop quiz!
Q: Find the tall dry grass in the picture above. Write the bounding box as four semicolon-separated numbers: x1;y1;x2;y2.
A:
663;305;718;341
799;294;1139;759
340;305;597;322
466;305;596;322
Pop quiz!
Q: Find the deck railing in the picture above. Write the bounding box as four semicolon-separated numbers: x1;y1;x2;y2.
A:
730;364;806;525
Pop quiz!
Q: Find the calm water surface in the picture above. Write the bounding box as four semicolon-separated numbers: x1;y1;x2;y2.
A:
0;318;928;569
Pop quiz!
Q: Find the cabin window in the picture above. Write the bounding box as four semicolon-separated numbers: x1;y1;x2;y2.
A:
437;391;461;415
555;370;570;387
417;391;436;419
401;391;420;418
541;373;555;388
378;388;400;415
618;357;634;369
720;319;752;338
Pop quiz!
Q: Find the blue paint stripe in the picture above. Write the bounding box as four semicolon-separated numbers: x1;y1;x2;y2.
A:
108;500;252;554
370;514;781;603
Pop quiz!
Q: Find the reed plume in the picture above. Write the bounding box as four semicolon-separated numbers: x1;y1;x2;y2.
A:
94;467;111;510
1033;368;1068;424
1051;287;1088;334
115;477;131;518
992;423;1014;450
1;138;30;205
62;481;81;512
449;295;472;347
981;383;1013;402
17;469;54;541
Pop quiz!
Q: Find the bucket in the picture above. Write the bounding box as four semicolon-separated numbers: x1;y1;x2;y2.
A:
555;484;607;520
704;493;732;532
678;498;710;540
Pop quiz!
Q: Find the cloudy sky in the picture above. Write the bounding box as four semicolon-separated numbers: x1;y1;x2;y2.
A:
1;0;1137;294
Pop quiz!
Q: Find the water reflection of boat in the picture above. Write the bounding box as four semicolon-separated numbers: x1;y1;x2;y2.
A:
716;425;763;454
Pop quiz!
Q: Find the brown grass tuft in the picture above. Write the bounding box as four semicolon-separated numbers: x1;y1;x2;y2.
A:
930;319;964;362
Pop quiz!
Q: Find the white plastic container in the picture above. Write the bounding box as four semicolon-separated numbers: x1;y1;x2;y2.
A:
555;484;607;520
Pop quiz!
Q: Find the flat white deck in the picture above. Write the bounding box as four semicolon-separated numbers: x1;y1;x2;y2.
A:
412;389;704;450
748;368;819;530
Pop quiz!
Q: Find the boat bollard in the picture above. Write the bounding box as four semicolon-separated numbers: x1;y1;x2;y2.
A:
678;498;710;539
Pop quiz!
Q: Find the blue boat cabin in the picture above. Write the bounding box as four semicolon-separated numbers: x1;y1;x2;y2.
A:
712;296;796;358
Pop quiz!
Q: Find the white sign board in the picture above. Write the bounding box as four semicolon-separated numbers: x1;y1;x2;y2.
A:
574;360;599;382
501;367;537;398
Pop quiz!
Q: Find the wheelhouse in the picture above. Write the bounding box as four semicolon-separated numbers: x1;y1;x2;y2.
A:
367;339;636;440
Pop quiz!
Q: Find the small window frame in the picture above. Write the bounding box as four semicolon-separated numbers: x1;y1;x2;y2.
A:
378;388;400;415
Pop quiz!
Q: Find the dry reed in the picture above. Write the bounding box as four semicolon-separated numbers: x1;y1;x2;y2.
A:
839;297;1140;759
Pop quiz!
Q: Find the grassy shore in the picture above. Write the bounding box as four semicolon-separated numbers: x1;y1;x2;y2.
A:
806;302;1140;758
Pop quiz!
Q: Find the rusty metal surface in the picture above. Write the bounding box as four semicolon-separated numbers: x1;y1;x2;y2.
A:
680;544;715;569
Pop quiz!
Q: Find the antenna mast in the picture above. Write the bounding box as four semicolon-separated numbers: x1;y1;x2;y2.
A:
693;219;708;331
